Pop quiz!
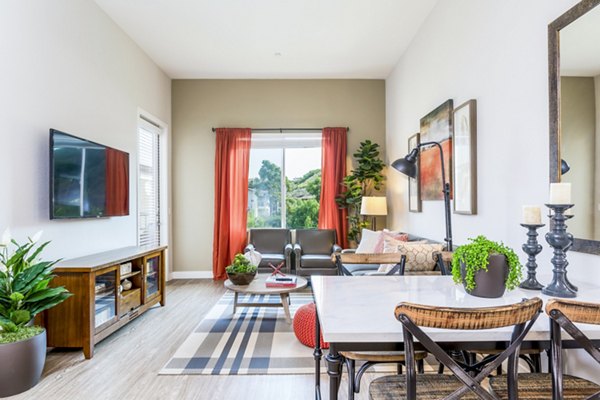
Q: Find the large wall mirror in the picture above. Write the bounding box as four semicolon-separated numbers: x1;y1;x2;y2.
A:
549;0;600;254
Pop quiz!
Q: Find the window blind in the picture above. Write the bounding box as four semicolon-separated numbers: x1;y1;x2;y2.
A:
138;123;160;247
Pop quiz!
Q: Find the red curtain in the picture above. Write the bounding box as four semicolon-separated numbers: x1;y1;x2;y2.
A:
212;128;252;280
318;127;348;249
105;148;129;216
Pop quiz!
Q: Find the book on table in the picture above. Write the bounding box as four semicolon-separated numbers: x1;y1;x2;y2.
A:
265;275;297;288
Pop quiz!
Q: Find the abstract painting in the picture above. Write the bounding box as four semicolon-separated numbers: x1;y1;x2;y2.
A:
408;133;422;212
419;100;453;200
453;100;477;214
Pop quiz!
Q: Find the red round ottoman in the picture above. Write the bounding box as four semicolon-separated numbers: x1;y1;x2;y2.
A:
293;303;329;349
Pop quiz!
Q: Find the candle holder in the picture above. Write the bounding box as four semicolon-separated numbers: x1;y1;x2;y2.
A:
562;214;578;293
542;204;576;298
519;223;545;290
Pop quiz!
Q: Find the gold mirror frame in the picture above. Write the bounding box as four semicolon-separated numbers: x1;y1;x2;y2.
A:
549;0;600;254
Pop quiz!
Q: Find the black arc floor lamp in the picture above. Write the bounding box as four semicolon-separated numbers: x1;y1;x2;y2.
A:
392;141;453;251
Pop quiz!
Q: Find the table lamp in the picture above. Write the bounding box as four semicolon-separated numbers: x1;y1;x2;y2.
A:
360;196;388;230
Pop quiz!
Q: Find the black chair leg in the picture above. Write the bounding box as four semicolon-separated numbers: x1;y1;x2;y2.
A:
347;359;355;400
438;360;445;374
397;363;403;374
417;359;424;374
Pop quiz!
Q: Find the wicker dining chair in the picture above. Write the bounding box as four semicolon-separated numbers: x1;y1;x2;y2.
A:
489;298;600;400
334;253;407;276
369;297;543;400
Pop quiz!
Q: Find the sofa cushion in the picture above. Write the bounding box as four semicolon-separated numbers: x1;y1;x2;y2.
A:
373;230;409;253
250;229;290;253
300;254;335;269
356;229;381;253
383;237;443;272
296;229;336;254
258;253;286;267
344;263;379;274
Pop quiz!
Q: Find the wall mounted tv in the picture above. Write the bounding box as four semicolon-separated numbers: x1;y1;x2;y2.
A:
50;129;129;219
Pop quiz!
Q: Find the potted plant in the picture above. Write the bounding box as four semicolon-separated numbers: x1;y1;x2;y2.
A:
0;229;72;397
226;253;258;285
451;235;522;298
336;140;385;244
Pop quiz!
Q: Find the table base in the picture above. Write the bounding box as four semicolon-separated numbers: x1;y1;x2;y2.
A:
233;292;292;323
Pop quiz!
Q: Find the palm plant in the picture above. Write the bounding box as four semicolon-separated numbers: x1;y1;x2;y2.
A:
0;229;71;339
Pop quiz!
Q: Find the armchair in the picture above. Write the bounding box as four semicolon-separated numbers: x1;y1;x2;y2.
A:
293;229;341;277
244;228;293;274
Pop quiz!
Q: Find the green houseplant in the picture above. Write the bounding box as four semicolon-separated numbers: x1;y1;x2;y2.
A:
226;253;258;285
336;140;385;244
0;229;72;397
451;235;523;298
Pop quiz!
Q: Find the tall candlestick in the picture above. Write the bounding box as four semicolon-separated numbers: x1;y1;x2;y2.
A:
522;206;541;225
549;182;571;204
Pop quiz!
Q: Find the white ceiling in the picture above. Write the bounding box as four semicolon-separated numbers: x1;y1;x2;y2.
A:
94;0;438;79
560;5;600;77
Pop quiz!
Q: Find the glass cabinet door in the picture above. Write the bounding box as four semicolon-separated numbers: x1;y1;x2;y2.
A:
94;268;117;331
144;253;161;300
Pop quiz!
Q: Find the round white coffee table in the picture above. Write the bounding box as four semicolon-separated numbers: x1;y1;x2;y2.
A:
224;273;308;323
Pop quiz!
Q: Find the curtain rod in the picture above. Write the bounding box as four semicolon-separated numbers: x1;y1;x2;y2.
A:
211;127;349;133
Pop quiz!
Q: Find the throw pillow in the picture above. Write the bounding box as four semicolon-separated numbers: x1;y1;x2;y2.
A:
356;229;382;253
377;236;423;273
383;237;444;272
373;230;409;253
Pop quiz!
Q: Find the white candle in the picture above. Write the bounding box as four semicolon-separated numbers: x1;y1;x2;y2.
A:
522;206;542;225
549;182;571;204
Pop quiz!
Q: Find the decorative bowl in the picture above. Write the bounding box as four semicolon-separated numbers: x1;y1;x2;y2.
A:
226;271;256;285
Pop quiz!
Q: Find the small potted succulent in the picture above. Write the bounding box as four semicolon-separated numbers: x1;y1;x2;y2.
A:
0;229;72;397
451;235;523;298
226;253;258;285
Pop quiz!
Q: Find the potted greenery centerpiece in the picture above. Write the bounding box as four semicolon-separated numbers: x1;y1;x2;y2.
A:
0;229;72;397
451;235;522;298
226;253;258;285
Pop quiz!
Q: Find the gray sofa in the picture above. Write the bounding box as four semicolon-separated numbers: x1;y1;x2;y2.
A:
343;233;448;276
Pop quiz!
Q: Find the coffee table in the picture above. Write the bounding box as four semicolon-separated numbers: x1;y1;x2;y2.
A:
224;273;308;323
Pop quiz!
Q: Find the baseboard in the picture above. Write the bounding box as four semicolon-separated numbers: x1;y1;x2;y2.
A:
170;271;213;280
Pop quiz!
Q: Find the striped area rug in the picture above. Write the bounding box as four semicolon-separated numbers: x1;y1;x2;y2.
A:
160;289;319;375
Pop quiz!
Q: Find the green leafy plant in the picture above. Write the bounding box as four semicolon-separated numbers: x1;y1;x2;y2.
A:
0;229;72;343
451;235;523;291
225;253;257;274
336;140;385;243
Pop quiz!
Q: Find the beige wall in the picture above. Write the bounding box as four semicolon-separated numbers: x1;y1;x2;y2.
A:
172;79;386;273
561;77;596;239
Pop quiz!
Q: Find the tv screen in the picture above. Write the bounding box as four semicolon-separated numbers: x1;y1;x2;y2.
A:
50;129;129;219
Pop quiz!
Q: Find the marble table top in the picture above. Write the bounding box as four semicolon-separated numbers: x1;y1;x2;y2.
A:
312;275;600;343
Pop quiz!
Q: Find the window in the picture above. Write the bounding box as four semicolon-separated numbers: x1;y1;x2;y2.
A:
247;132;321;229
138;118;161;247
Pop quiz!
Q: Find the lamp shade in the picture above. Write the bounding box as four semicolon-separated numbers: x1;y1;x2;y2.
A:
391;148;419;179
360;196;388;216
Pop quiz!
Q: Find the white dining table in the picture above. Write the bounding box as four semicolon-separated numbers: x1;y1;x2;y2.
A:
311;275;600;400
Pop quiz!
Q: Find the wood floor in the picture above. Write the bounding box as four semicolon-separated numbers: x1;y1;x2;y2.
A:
11;279;377;400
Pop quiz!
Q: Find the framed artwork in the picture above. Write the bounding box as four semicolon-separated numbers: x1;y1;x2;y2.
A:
452;99;477;214
408;133;422;212
419;100;453;200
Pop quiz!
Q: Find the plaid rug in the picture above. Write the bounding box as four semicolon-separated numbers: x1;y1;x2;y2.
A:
160;289;319;375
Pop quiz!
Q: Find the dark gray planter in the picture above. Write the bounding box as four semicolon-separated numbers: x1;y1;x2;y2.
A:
0;329;46;397
461;254;509;298
226;271;256;285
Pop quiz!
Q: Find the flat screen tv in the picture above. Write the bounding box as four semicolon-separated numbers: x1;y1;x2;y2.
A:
50;129;129;219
